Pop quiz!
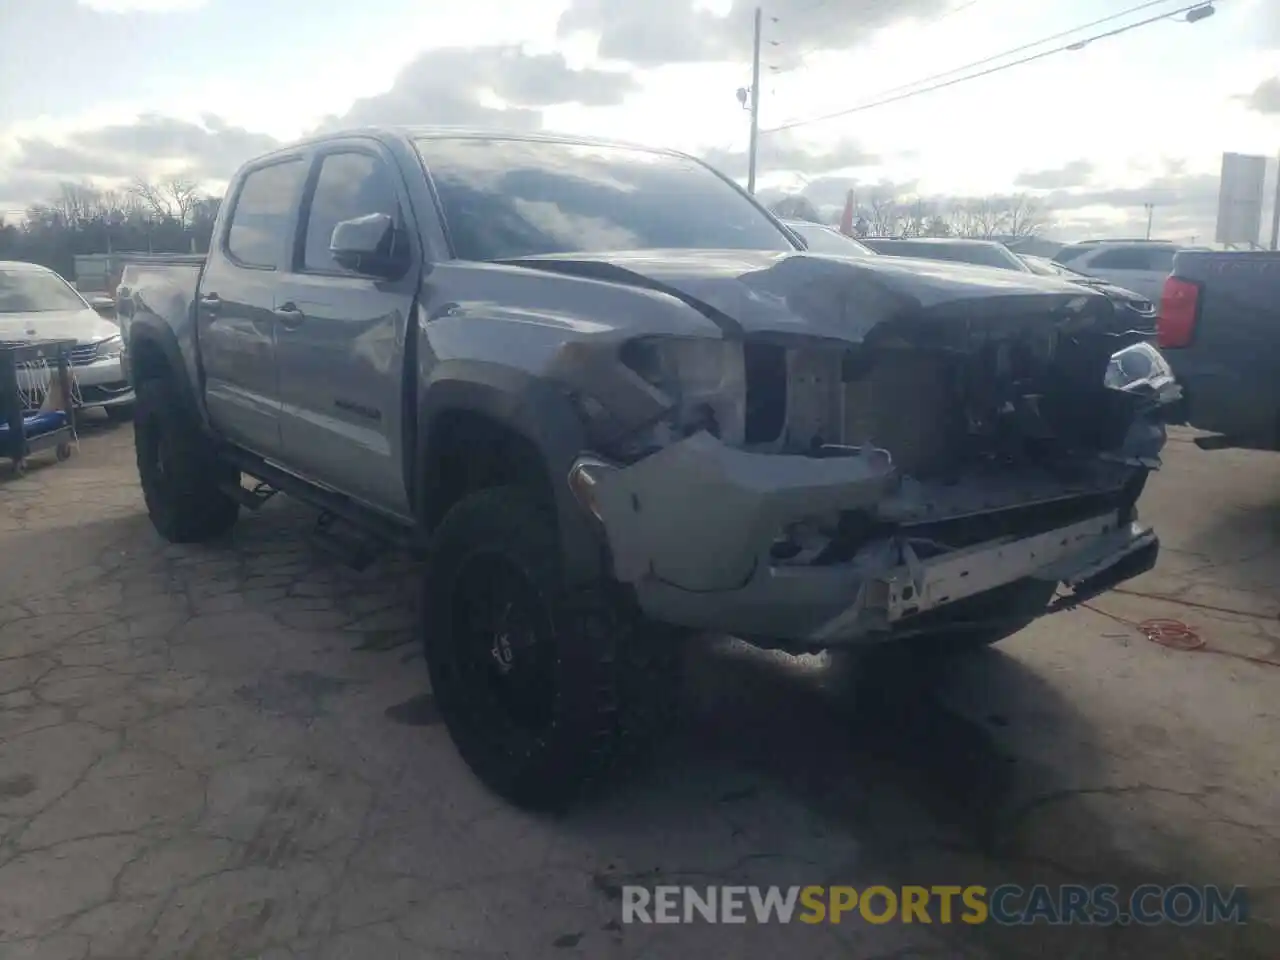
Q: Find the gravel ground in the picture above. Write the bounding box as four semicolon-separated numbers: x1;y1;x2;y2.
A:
0;419;1276;960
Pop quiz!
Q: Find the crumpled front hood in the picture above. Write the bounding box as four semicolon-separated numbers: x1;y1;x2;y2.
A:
505;248;1110;343
1075;279;1152;307
0;309;119;345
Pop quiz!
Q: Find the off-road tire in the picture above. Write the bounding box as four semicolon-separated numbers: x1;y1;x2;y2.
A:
134;378;239;543
421;485;681;811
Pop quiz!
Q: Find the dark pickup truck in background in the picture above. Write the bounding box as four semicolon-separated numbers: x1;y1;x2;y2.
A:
1158;250;1280;451
116;126;1176;809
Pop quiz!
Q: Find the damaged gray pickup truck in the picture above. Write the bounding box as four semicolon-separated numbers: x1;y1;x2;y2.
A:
116;128;1179;808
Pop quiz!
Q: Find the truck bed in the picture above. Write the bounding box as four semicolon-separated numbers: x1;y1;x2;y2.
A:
1160;250;1280;450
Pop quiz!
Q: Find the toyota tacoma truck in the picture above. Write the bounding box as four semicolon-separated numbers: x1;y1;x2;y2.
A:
116;128;1177;809
1157;249;1280;451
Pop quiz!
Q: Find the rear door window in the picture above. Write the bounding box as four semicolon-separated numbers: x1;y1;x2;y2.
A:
225;159;307;269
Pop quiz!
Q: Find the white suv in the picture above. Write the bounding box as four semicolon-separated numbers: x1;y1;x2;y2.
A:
1052;241;1180;302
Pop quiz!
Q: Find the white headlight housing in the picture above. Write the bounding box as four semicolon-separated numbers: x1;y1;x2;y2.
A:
1104;341;1174;393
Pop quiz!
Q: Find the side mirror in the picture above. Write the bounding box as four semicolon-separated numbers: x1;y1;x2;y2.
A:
330;213;406;279
86;295;116;318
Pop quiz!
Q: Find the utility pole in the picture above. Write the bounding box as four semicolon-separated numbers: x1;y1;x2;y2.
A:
747;6;762;195
1270;153;1280;250
1143;203;1155;240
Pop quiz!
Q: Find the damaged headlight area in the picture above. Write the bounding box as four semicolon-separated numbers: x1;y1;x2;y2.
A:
1104;341;1178;397
618;337;746;446
569;336;748;459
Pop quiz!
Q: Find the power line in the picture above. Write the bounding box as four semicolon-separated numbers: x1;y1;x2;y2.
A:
815;0;1183;104
762;0;1215;134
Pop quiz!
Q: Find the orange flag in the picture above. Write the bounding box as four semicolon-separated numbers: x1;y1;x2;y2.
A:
839;189;855;236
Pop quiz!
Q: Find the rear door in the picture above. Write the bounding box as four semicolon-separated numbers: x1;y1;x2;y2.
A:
198;155;307;458
1080;246;1175;301
272;138;421;519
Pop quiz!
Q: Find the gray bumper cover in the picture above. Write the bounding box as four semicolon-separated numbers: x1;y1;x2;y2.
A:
579;432;1157;645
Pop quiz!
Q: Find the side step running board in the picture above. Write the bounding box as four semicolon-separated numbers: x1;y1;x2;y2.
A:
217;446;420;560
309;511;379;571
219;479;278;511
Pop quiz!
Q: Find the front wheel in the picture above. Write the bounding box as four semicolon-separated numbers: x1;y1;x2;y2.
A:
421;486;679;810
134;378;239;543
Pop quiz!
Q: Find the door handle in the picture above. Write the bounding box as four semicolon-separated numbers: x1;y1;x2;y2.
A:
274;302;305;328
199;292;221;316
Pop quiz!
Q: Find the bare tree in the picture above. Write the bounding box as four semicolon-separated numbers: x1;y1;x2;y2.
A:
922;215;952;237
1001;193;1051;238
129;176;202;228
865;190;902;236
943;193;1051;239
770;194;822;222
46;182;105;229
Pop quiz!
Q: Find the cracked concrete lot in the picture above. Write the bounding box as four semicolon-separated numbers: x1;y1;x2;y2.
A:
0;421;1276;959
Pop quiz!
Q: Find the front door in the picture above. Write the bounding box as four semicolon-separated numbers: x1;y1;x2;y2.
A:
198;156;307;459
273;142;420;519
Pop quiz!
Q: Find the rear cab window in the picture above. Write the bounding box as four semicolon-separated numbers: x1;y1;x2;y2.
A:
224;159;307;269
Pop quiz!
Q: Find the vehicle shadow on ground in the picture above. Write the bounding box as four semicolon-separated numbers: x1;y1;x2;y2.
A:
570;638;1274;959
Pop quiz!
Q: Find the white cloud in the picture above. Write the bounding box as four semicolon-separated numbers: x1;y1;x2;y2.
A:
3;0;1280;242
77;0;206;10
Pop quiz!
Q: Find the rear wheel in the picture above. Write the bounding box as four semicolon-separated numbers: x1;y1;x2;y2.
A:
422;485;680;810
134;378;239;543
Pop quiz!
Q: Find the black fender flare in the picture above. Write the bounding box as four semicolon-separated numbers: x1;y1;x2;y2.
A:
415;361;610;587
127;316;208;430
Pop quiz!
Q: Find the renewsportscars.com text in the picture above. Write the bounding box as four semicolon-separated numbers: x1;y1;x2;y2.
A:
621;884;1249;926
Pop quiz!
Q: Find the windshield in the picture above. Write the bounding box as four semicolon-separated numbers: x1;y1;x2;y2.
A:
0;268;88;314
862;239;1029;272
786;222;873;257
416;137;797;261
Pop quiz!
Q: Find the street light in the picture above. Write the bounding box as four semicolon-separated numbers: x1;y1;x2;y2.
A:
1068;3;1215;52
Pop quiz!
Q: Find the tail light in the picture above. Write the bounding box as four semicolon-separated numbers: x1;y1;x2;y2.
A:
1157;276;1199;348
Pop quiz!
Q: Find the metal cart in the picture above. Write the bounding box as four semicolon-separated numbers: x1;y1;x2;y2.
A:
0;339;78;476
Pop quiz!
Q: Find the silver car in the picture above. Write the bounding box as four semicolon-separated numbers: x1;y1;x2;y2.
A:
0;261;134;418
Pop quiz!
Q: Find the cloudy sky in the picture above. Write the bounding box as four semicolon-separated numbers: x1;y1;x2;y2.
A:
1;0;1278;241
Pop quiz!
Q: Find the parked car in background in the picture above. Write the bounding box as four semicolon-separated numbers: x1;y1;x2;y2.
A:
1156;249;1280;452
781;219;876;257
860;237;1031;272
1052;240;1180;302
0;261;134;419
1020;254;1157;333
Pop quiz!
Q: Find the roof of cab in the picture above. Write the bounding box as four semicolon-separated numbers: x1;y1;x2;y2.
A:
252;125;695;165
